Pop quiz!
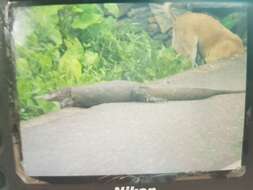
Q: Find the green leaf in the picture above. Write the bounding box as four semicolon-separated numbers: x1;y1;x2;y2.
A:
71;5;103;30
64;37;84;59
59;51;82;81
221;13;242;30
72;13;102;29
104;4;120;18
72;6;85;13
29;6;62;26
49;29;62;45
83;51;100;65
38;54;52;71
16;58;31;76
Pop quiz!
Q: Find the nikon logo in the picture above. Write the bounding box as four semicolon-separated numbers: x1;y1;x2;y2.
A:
115;186;156;190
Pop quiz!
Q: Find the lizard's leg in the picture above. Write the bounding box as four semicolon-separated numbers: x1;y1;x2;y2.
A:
145;95;168;103
132;86;167;103
60;98;74;108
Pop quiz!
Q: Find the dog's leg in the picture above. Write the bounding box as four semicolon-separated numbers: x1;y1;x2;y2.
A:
190;37;199;68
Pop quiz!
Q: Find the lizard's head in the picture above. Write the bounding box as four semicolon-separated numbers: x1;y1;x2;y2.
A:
37;88;72;107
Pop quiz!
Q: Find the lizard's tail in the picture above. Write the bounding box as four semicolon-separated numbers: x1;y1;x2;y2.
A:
222;90;245;94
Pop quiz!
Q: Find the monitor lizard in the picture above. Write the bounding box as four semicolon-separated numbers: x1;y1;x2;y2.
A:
39;80;245;108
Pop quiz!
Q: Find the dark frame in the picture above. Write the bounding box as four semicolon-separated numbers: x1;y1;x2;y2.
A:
0;0;252;189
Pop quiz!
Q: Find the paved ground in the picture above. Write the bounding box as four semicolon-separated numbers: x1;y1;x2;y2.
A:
21;55;246;177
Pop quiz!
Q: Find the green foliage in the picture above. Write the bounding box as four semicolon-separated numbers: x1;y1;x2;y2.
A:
221;13;242;30
71;5;103;29
16;4;191;120
104;4;120;17
221;12;247;45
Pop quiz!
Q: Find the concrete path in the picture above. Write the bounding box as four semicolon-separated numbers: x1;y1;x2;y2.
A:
20;55;246;177
152;55;246;91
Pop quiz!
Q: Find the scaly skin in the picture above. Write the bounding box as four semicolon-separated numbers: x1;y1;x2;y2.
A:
42;81;140;108
41;80;245;108
132;85;245;102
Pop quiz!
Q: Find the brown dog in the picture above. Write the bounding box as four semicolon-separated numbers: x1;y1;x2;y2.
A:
172;12;245;65
150;3;245;66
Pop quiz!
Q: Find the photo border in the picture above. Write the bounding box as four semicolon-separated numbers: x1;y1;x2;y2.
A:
0;0;252;189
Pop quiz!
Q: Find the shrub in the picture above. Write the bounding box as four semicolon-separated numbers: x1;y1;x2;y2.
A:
15;4;191;120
